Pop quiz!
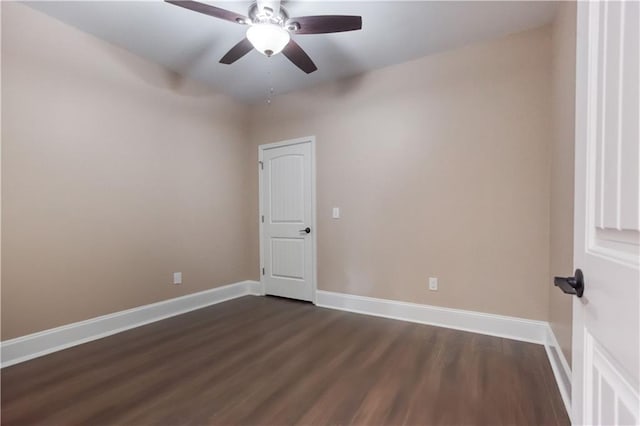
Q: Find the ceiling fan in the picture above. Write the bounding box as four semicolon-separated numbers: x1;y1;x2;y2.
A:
165;0;362;74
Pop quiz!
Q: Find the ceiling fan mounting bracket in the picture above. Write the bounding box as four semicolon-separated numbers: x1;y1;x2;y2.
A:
286;21;300;32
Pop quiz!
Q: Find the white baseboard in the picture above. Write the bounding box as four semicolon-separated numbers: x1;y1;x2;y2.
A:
247;279;263;296
316;290;548;344
1;280;260;368
545;324;572;421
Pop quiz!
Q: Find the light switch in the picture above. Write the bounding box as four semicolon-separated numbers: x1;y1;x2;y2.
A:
173;272;182;285
332;207;340;219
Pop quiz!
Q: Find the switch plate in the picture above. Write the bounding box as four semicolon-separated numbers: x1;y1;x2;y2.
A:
429;277;438;291
173;272;182;285
332;207;340;219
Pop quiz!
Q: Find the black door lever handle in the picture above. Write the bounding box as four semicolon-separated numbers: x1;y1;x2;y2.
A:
554;269;585;297
299;227;311;234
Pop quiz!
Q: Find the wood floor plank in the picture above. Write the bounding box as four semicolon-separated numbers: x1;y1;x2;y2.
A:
1;296;569;426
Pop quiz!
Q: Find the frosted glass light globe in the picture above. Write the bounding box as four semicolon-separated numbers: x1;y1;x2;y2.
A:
247;24;290;57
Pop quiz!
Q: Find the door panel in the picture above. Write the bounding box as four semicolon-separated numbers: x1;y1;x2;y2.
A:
270;155;305;223
585;332;639;425
271;238;305;279
260;139;314;302
573;1;639;424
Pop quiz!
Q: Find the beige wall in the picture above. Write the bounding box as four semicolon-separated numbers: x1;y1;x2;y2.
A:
549;1;576;362
2;3;568;340
1;3;253;339
248;27;553;321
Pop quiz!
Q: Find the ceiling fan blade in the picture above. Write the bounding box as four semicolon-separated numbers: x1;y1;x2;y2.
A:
282;40;317;74
219;38;254;64
287;15;362;34
165;1;249;25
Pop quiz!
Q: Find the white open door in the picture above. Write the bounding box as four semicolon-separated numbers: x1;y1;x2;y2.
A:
571;1;639;424
259;137;316;302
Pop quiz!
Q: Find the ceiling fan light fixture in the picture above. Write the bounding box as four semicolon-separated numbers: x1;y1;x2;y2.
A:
246;24;290;57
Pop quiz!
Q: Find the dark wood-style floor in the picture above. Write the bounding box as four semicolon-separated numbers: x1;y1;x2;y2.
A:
1;296;569;426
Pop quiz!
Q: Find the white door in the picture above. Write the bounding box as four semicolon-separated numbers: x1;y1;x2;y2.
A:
259;137;315;302
572;1;639;424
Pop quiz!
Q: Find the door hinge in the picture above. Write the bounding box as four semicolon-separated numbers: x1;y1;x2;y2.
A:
261;215;264;223
259;161;263;170
262;267;265;275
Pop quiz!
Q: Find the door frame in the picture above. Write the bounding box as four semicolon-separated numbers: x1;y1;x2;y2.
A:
258;136;318;304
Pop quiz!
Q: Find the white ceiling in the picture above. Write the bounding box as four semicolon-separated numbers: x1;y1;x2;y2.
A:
26;1;559;103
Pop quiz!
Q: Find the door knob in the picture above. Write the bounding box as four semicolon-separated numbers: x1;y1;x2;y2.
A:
299;227;311;234
554;269;585;297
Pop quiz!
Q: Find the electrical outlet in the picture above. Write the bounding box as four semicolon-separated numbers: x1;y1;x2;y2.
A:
173;272;182;285
429;277;438;291
332;207;340;219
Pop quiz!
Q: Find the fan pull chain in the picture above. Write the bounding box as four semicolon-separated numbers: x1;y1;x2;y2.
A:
267;87;275;105
266;65;275;105
266;78;273;105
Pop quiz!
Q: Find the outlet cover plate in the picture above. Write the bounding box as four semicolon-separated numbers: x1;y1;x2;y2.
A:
429;277;438;291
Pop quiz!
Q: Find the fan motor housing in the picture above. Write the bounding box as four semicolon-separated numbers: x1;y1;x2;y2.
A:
248;2;289;26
